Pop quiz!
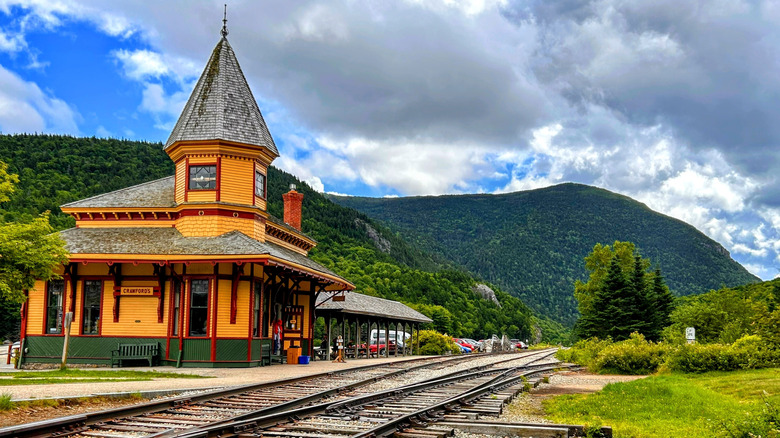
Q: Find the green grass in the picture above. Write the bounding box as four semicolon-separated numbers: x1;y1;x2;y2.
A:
543;368;780;438
0;369;209;385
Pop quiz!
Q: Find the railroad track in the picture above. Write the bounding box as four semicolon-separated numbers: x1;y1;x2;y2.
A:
1;350;557;438
172;350;566;438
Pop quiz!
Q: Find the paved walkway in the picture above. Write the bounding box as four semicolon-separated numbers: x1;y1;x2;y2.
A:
0;356;419;401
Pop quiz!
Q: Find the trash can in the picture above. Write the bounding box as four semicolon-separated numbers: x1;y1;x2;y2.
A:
286;346;301;365
298;355;310;365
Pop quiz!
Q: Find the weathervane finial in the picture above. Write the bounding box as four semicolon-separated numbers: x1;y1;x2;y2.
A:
221;4;229;38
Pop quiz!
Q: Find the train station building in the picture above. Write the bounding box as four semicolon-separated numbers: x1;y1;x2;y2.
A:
18;26;356;367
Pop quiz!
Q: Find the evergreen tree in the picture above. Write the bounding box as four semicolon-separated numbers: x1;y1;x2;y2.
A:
629;255;653;337
578;257;636;340
649;267;674;339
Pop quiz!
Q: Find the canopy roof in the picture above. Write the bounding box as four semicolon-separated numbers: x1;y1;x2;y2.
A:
316;291;432;323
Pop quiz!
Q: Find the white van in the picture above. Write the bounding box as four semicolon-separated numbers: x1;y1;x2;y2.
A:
369;329;411;347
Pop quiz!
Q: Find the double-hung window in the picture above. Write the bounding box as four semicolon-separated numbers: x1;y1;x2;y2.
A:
46;280;64;334
81;280;101;335
189;279;209;337
172;280;182;336
254;171;266;198
253;282;263;337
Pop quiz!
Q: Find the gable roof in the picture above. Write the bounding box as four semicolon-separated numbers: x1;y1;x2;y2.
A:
164;36;278;155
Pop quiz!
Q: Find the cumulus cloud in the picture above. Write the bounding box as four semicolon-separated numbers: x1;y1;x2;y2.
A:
0;64;79;134
5;0;780;278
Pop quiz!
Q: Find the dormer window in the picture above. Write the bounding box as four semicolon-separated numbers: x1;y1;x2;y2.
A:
255;170;266;198
189;165;217;190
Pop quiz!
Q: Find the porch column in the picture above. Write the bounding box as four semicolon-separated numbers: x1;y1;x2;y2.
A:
394;321;398;358
355;317;361;359
416;323;420;355
326;315;332;361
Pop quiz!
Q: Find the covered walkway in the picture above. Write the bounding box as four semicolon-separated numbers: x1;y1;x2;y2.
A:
315;291;432;361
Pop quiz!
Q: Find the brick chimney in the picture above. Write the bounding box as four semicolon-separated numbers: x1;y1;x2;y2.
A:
282;184;304;230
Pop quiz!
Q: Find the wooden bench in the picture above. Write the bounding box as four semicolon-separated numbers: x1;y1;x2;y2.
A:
111;343;159;367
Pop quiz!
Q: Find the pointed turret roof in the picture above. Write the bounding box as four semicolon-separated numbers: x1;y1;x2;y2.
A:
164;36;278;155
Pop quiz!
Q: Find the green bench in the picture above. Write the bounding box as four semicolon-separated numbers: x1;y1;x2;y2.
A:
111;343;159;367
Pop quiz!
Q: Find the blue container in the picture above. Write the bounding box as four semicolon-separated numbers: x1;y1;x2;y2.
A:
298;355;310;364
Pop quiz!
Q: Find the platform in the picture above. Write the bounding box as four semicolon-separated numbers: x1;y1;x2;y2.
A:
0;355;418;401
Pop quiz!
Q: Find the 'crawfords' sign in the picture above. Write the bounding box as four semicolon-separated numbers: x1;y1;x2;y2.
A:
117;286;158;296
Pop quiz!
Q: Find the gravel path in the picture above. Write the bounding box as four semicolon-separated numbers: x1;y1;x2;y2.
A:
493;370;647;424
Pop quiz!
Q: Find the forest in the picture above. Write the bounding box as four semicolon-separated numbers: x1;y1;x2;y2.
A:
331;184;759;325
0;134;566;342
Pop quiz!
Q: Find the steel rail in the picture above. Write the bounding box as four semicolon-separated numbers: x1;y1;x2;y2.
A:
351;361;567;438
172;349;560;438
0;351;539;438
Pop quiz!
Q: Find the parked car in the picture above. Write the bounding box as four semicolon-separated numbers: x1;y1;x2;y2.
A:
463;338;482;350
363;339;398;356
453;338;476;352
457;344;472;353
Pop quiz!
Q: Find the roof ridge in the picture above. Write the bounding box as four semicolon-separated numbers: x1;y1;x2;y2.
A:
60;176;174;208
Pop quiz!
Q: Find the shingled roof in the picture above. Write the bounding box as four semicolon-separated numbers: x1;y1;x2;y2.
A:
61;176;176;209
164;36;278;155
316;291;432;323
59;227;337;278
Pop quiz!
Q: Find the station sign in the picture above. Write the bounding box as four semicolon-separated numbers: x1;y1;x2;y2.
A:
116;286;159;296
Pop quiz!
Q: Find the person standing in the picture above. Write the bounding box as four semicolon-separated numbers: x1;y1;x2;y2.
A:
272;318;283;355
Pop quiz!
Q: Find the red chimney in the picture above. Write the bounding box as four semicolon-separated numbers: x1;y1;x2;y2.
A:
283;184;304;230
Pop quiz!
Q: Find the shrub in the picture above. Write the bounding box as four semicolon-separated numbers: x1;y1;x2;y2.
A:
556;337;612;368
662;336;780;373
414;330;461;355
593;333;670;375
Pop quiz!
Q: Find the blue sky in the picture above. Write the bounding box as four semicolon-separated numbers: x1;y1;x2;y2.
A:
1;0;780;280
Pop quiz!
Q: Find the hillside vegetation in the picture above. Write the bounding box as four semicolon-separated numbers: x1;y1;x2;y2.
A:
330;186;759;325
0;134;563;341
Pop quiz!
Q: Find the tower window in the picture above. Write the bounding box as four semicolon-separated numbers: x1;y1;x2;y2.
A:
255;171;266;198
189;165;217;190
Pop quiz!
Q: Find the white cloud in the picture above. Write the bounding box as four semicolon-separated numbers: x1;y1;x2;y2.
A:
0;63;79;134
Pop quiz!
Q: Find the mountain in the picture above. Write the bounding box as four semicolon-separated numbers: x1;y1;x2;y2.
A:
0;134;564;342
329;184;760;325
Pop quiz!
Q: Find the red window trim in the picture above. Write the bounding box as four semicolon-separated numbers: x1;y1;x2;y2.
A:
185;277;212;339
43;280;65;337
254;169;267;200
79;277;104;336
185;162;219;195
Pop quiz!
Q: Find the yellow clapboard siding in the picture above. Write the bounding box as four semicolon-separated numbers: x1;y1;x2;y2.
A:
79;264;108;276
220;158;253;205
255;196;266;211
301;297;310;335
187;191;217;202
188;156;218;164
176;161;186;204
26;281;46;336
216;280;250;338
187;264;214;275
